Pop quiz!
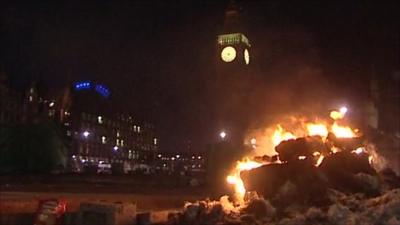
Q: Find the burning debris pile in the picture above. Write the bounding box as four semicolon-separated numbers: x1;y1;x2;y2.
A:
226;108;397;204
164;108;400;225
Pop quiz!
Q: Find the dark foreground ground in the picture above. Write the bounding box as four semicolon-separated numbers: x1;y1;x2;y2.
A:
0;174;214;214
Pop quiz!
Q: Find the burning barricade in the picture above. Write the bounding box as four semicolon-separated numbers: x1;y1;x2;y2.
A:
225;109;385;205
168;109;400;225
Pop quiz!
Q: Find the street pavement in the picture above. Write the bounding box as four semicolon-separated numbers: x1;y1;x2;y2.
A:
0;191;206;213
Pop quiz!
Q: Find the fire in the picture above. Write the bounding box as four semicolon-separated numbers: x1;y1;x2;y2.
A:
226;108;364;205
330;107;347;120
331;122;356;138
226;158;263;203
315;155;325;167
352;147;365;155
307;123;328;137
272;125;296;146
312;151;325;166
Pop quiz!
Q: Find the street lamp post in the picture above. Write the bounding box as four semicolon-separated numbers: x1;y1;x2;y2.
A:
82;130;90;163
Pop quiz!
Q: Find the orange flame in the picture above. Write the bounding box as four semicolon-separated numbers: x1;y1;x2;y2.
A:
331;122;356;138
316;155;325;167
227;109;364;205
330;107;347;120
307;123;329;137
226;158;264;203
272;125;296;146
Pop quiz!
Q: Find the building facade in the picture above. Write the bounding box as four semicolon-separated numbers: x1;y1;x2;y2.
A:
61;81;159;172
68;112;158;167
154;152;206;175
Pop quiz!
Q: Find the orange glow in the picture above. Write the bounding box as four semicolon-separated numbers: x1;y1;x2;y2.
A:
307;123;329;137
227;109;367;205
316;155;325;167
330;110;346;120
331;122;356;138
352;147;365;155
368;155;373;164
226;158;264;203
331;147;341;153
272;125;296;146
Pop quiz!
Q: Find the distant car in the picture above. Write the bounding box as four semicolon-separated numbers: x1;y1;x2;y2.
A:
97;162;112;174
131;164;152;174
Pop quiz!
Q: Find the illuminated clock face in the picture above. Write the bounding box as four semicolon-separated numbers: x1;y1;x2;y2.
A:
244;49;250;65
221;46;236;62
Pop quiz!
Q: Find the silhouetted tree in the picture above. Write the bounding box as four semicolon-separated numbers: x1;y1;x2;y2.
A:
0;122;67;174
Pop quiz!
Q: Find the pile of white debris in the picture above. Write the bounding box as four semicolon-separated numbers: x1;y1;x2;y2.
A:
164;188;400;225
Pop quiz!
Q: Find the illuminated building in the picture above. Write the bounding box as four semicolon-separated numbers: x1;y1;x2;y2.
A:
61;81;158;171
69;112;158;166
154;153;206;175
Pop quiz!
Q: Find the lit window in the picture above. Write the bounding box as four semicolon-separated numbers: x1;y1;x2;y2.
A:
121;140;124;147
134;125;137;132
116;139;120;146
116;130;120;137
128;150;132;159
102;136;106;144
153;138;157;145
137;126;141;133
98;116;103;124
29;96;33;102
132;151;137;159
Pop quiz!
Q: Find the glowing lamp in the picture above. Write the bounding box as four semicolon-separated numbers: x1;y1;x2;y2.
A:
83;131;90;138
219;131;227;140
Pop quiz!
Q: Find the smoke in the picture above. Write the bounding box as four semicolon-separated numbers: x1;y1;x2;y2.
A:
241;27;356;144
367;143;389;172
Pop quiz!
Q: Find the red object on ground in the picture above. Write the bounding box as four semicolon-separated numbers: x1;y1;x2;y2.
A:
34;199;66;225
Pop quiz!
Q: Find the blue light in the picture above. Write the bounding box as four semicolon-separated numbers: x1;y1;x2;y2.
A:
74;81;92;90
95;84;110;98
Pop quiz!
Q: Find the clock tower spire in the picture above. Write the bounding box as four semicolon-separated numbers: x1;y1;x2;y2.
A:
223;0;241;33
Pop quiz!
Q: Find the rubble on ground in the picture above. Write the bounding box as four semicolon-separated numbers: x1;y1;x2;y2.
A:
168;189;400;225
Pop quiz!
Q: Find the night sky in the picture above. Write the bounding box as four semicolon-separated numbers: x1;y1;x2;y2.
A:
1;1;399;152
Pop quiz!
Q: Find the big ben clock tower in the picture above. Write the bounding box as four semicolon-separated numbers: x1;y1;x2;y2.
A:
217;1;251;70
208;0;253;190
215;0;252;143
